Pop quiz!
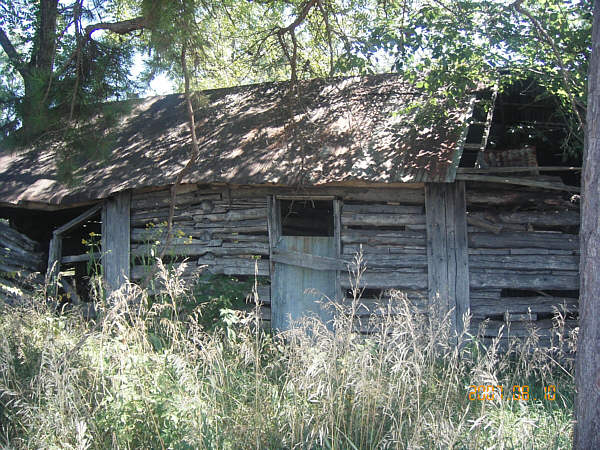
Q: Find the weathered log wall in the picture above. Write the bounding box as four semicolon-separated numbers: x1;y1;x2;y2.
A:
0;221;44;304
466;182;579;347
130;185;272;326
128;182;579;344
129;184;427;330
339;189;429;333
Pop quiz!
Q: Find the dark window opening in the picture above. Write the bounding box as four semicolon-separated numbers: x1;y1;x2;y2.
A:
280;199;334;236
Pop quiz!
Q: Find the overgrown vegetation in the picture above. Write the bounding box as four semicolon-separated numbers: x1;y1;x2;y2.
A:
0;258;576;449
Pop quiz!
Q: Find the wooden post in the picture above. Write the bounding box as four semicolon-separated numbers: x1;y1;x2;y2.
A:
425;182;470;340
101;191;131;295
333;199;342;301
47;234;62;284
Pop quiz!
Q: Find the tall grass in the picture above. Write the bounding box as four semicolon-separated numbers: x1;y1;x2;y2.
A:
0;258;575;449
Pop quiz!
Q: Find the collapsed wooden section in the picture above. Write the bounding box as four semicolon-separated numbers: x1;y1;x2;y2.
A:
125;181;579;345
0;221;44;305
466;182;579;347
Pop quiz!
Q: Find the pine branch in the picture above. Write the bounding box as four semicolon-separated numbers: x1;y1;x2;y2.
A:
54;16;149;80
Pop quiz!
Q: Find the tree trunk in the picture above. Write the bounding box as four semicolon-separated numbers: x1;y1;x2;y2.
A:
574;2;600;448
18;0;59;139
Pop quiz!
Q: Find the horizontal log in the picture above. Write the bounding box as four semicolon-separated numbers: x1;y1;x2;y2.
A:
340;271;427;290
457;174;580;192
469;289;502;300
468;249;510;255
342;212;426;227
227;185;425;204
132;225;268;241
0;246;43;266
470;271;579;289
505;312;538;322
509;248;576;255
468;232;578;250
61;253;100;264
245;285;271;305
194;218;267;230
212;233;268;243
132;256;269;280
469;211;580;227
502;211;579;226
131;210;194;226
352;254;428;268
131;191;222;210
214;261;269;276
0;223;39;252
469;255;579;271
134;243;269;258
466;189;577;208
343;244;427;255
194;208;267;223
471;296;579;317
471;319;577;338
466;216;502;234
458;166;581;174
342;203;425;215
342;230;426;246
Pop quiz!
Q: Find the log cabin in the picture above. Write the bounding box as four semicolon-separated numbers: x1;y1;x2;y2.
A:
0;74;580;346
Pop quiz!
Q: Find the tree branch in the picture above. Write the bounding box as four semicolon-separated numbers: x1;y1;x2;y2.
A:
83;16;149;40
53;16;149;80
0;26;27;77
279;0;319;34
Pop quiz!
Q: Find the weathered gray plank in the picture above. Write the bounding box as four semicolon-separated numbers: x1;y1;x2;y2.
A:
342;253;428;268
424;182;470;338
456;174;580;192
468;210;579;227
468;232;579;250
342;244;427;255
342;212;426;227
132;242;268;258
102;192;131;293
470;271;579;289
228;185;425;204
47;235;62;282
193;208;267;223
342;203;425;214
333;199;342;302
469;254;579;271
0;222;39;252
271;249;348;271
193;218;267;229
470;296;578;317
54;203;102;236
509;248;575;255
341;230;426;245
131;190;221;210
471;318;577;338
452;182;470;335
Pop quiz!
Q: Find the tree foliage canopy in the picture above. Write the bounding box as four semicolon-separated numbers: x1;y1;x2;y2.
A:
0;0;593;155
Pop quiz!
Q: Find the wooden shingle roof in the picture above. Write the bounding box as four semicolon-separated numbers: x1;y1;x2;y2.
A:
0;74;473;207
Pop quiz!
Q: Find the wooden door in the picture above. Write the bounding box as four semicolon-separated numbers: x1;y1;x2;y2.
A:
268;197;341;331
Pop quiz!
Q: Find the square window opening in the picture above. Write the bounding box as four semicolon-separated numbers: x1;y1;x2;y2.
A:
280;199;334;236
